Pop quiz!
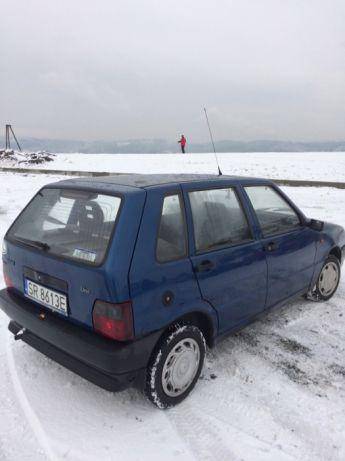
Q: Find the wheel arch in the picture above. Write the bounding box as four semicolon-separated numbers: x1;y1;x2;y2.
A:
172;311;216;347
152;310;217;351
329;246;342;264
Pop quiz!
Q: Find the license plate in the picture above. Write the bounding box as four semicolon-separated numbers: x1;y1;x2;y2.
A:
24;279;68;316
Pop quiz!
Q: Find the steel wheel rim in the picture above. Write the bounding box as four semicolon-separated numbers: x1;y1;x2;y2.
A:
318;261;339;296
162;338;200;397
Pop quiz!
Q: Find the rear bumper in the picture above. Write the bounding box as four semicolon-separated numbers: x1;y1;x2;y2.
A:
0;289;162;392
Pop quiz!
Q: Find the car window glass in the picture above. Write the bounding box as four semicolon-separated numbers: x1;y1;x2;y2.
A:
43;194;119;231
8;188;121;265
156;194;187;262
43;196;73;230
189;188;251;252
245;186;300;236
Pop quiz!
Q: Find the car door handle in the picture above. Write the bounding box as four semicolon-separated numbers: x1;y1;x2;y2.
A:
194;260;214;272
264;241;279;252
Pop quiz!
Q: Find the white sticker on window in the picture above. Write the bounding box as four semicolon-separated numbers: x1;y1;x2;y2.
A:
73;248;97;262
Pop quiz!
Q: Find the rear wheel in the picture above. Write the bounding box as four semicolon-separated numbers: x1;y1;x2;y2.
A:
309;255;340;301
145;324;206;408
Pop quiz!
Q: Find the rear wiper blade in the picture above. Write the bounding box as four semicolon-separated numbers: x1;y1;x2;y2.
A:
15;237;50;251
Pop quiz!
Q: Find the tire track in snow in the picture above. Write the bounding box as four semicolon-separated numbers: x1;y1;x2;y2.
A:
6;336;58;461
191;400;298;461
168;396;298;461
167;401;236;461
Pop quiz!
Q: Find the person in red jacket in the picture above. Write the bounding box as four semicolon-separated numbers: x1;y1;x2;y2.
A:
178;134;186;153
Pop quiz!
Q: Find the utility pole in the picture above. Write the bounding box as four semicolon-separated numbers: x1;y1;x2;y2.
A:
5;125;10;150
4;124;22;151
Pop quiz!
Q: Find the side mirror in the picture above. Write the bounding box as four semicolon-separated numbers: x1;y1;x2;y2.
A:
308;218;324;231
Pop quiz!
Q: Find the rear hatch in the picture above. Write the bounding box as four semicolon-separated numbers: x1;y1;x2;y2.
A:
3;184;144;329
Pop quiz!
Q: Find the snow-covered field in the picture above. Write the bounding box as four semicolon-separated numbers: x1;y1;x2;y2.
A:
1;151;345;183
0;165;344;461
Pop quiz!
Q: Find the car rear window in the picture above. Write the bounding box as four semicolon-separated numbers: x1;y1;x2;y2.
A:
7;188;121;265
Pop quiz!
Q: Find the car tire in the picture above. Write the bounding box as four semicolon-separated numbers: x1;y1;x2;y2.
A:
145;324;206;409
309;255;341;301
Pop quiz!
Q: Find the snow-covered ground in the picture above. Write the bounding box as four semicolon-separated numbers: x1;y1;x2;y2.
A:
0;170;345;461
1;152;345;182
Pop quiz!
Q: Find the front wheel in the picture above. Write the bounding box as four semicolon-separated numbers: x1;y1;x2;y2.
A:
309;255;341;301
145;324;206;408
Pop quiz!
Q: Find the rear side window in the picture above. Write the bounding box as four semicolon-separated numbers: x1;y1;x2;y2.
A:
189;188;252;253
156;194;187;263
245;186;301;236
7;188;121;265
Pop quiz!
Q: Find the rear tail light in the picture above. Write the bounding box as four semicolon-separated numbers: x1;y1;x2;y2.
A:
2;240;7;255
3;263;13;288
4;273;13;288
92;300;134;341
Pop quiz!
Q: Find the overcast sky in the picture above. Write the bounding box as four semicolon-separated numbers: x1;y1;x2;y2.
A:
1;0;344;142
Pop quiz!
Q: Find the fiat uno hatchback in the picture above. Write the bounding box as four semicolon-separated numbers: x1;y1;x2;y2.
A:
1;174;344;408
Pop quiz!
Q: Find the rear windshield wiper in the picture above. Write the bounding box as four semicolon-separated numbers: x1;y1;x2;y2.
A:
15;237;50;251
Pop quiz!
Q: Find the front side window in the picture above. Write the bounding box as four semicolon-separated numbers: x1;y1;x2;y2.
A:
245;186;301;236
189;188;252;253
156;194;187;263
7;188;121;265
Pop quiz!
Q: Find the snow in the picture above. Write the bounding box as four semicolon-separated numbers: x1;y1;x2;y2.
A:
0;151;55;166
0;165;344;461
1;151;345;183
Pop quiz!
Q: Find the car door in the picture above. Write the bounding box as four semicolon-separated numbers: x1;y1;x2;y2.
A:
244;185;317;308
182;182;268;334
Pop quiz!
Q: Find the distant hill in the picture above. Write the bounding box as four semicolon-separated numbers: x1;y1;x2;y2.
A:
18;138;345;153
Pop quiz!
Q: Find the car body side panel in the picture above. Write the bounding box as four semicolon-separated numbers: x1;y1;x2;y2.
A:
262;227;317;307
309;222;345;288
129;185;218;338
190;241;268;334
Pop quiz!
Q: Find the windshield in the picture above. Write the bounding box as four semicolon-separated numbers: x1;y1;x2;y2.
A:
7;188;122;265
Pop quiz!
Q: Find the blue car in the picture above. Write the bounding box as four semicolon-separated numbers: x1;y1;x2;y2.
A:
1;174;344;408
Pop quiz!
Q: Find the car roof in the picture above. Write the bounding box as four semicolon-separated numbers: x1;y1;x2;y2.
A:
51;173;273;192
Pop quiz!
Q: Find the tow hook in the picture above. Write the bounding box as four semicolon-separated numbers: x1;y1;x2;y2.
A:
14;327;26;341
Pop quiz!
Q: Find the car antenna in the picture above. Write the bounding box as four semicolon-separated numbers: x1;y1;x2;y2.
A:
203;107;222;176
